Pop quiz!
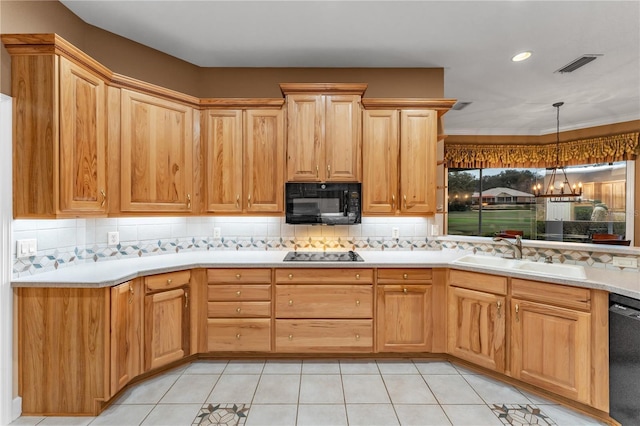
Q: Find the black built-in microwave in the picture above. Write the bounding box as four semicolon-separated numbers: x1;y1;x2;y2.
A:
285;182;361;225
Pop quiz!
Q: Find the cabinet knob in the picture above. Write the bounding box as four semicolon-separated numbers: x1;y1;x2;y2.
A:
236;290;241;297
236;273;241;279
167;279;172;285
327;164;331;177
288;273;293;279
403;273;408;279
128;284;134;304
236;307;241;313
288;299;293;306
497;301;502;318
403;288;408;294
316;165;319;178
355;300;360;306
288;334;293;341
355;273;360;280
236;333;241;339
355;334;360;341
100;189;107;208
184;291;189;308
236;194;240;208
515;304;520;322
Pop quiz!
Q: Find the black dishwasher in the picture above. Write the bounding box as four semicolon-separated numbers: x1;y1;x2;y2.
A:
609;293;640;425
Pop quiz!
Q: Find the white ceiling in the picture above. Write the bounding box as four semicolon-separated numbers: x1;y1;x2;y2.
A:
60;0;640;136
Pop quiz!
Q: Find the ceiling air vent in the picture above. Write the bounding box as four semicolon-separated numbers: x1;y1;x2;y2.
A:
452;101;472;111
555;54;602;73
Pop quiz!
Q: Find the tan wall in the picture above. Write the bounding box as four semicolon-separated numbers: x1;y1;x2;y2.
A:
0;1;443;98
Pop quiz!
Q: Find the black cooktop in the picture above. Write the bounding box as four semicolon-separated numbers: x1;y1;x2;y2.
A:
283;250;364;262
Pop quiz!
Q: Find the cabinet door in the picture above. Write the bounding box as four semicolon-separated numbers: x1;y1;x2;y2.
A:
377;285;432;352
145;287;190;371
399;110;437;214
204;109;243;212
59;57;107;214
245;109;284;212
511;298;591;403
448;286;506;372
286;95;324;181
362;110;399;214
121;89;193;212
110;280;142;395
325;95;360;182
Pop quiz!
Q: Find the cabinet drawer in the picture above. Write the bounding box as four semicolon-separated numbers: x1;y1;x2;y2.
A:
207;319;271;352
145;270;191;292
275;285;372;318
208;301;271;318
208;284;271;301
275;268;373;284
208;268;272;284
449;270;507;295
275;319;373;352
377;268;432;283
512;279;591;311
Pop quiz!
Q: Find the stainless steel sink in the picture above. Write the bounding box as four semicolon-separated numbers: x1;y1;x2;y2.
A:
452;254;587;280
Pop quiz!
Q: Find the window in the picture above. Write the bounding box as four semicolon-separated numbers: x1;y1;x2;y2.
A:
447;162;629;243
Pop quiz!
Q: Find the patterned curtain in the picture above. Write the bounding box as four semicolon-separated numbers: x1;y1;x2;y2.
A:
444;132;639;168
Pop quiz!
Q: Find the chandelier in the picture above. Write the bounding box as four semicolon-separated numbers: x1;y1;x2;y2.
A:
533;102;583;202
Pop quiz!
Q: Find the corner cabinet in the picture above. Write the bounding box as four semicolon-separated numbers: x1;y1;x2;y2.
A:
282;83;366;182
5;35;108;218
203;101;285;213
362;100;455;215
120;89;195;213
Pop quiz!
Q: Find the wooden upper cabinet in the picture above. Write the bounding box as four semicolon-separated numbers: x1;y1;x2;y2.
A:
120;89;194;213
204;105;284;213
9;51;107;217
283;83;366;182
362;110;399;213
400;110;437;213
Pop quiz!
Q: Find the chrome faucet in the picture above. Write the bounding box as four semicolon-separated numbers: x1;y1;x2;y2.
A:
492;235;523;260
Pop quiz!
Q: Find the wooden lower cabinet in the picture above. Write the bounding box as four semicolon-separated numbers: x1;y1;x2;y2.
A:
207;319;271;351
110;280;143;395
276;320;373;352
377;285;432;352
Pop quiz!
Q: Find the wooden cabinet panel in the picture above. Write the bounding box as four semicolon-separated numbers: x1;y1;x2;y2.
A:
275;268;373;284
204;109;243;212
275;285;373;318
400;110;437;214
448;286;506;372
121;89;193;212
208;301;271;318
208;268;272;284
208;319;271;351
275;319;373;352
110;280;143;395
362;110;399;213
245;109;284;212
377;285;432;352
449;270;507;295
208;284;272;301
325;95;360;181
286;95;324;181
511;279;591;311
511;298;591;404
377;268;432;283
145;270;191;292
145;287;190;371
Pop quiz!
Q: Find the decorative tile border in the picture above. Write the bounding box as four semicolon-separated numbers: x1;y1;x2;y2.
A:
194;403;249;426
12;235;640;277
491;404;556;426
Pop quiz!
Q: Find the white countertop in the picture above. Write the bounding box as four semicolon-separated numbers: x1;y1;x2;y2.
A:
11;249;640;299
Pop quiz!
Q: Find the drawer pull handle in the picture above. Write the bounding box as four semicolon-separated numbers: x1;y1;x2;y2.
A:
355;273;360;280
236;307;241;313
236;273;241;279
236;291;241;297
497;301;502;318
327;164;331;178
403;194;407;209
187;193;191;209
248;194;251;208
356;300;360;306
355;334;360;341
403;288;408;294
515;304;520;322
128;284;134;304
236;334;241;340
236;194;240;208
184;291;189;308
316;165;319;178
100;189;107;207
167;279;172;285
288;300;293;306
288;334;293;341
403;273;408;279
288;273;293;279
391;194;395;209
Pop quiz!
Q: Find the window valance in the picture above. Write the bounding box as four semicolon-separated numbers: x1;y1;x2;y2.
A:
444;132;639;169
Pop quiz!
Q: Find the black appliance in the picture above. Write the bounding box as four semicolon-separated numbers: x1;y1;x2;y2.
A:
609;293;640;425
285;182;361;225
283;251;364;262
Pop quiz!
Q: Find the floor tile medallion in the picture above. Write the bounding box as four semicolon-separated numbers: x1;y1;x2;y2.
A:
491;404;557;425
194;403;250;426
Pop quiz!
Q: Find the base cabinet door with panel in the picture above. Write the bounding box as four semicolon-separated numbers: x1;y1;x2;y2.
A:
144;271;191;371
207;268;272;351
376;269;433;352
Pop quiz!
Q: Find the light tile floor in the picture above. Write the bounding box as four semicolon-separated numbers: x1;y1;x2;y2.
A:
10;359;607;426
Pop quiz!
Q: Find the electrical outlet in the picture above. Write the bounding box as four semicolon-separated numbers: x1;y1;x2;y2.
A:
107;231;119;246
16;239;37;259
391;227;400;239
431;225;440;236
213;227;221;238
612;256;638;268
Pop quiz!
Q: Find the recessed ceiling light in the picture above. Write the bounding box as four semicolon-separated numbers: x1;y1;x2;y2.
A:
512;51;532;62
